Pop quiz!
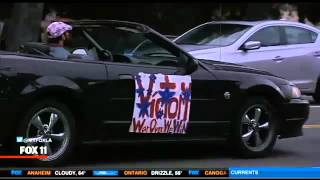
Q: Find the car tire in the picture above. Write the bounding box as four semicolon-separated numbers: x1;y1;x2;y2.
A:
16;99;76;166
231;97;278;158
313;79;320;103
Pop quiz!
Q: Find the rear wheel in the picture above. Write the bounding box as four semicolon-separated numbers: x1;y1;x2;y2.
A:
231;97;278;158
16;99;76;166
313;79;320;103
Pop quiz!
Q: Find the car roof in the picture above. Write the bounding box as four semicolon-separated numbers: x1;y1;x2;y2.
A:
207;20;263;26
68;19;150;32
207;20;318;29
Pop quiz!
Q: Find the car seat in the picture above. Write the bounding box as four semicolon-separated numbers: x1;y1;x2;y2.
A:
19;42;52;57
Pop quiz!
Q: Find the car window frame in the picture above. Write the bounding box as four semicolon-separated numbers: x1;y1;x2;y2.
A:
281;25;318;46
237;23;320;51
243;26;284;48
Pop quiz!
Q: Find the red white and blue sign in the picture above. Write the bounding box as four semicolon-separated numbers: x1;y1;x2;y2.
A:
129;72;192;134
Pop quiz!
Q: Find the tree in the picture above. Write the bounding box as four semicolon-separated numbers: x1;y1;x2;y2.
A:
5;3;44;51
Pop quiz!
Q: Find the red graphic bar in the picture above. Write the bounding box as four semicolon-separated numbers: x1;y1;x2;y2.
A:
0;155;48;159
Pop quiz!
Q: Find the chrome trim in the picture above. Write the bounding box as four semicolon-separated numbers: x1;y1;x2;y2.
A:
286;118;305;121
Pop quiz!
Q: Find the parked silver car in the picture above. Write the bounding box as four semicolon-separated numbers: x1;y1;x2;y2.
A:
174;20;320;102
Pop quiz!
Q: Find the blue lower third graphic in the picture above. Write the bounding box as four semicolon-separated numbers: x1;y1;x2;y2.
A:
229;167;320;178
11;170;22;176
188;170;200;176
93;170;119;176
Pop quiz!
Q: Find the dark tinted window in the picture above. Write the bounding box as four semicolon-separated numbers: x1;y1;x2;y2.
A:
284;26;317;45
248;26;281;47
175;24;252;47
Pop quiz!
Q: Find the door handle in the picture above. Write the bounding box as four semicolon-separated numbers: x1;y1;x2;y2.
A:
272;56;284;62
119;74;133;80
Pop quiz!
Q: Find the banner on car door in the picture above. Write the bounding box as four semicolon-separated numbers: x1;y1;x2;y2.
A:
129;72;192;134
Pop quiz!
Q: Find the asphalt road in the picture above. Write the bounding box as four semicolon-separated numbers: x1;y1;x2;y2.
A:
2;97;320;169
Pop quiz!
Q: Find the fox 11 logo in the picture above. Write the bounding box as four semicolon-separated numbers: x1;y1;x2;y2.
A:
16;136;48;155
19;146;47;155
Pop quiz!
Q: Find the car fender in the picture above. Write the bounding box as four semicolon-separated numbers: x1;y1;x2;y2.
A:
239;76;286;102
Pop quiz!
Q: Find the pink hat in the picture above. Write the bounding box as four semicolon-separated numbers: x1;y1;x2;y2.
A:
47;22;72;38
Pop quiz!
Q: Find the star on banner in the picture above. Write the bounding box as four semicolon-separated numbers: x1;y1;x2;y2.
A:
159;88;175;106
136;87;145;97
182;88;191;101
136;99;151;118
156;109;164;119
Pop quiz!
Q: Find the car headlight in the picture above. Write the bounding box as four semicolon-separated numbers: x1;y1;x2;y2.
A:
291;86;301;98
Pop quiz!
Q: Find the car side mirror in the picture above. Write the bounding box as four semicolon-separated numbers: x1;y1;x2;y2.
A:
177;52;198;75
72;48;88;55
187;58;198;74
242;41;261;51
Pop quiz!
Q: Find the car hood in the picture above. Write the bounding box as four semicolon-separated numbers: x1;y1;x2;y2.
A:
198;59;292;86
198;59;274;76
177;44;219;52
176;44;221;59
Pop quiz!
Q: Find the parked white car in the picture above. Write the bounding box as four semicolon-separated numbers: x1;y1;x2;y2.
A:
174;20;320;102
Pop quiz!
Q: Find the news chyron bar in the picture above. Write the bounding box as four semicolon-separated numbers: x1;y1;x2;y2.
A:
0;169;228;177
3;168;320;178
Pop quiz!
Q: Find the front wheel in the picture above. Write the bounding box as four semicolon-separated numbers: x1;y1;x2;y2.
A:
313;80;320;103
16;99;76;166
231;97;278;158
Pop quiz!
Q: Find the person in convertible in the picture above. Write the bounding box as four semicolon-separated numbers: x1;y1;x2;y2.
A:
46;21;72;60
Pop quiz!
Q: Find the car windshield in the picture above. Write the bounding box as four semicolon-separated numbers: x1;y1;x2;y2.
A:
85;26;175;57
73;25;182;66
175;23;252;47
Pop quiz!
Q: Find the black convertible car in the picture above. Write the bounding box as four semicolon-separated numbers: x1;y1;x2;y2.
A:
0;20;309;165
